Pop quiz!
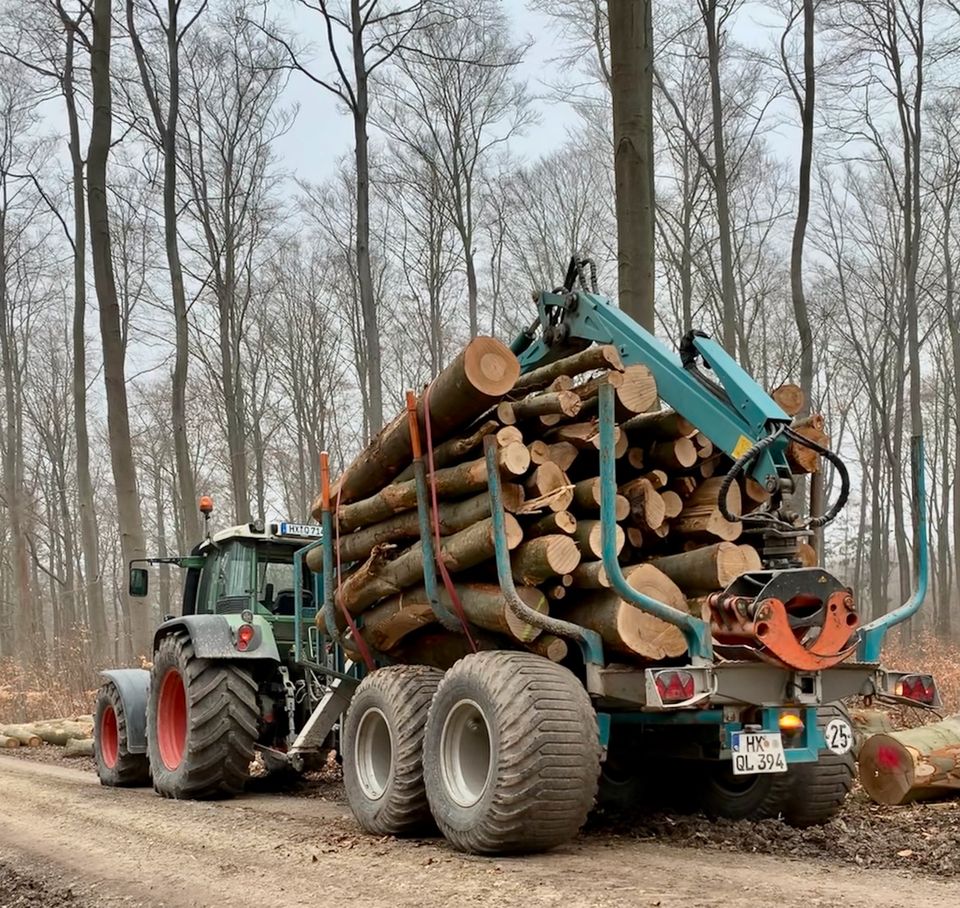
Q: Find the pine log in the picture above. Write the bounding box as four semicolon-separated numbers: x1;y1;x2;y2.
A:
675;478;742;542
620;478;665;530
570;561;610;588
0;726;42;747
645;437;697;470
859;717;960;805
333;446;528;532
563;564;688;660
358;584;549;650
513;344;624;393
64;738;95;758
622;409;696;439
530;441;578;471
649;542;759;595
309;486;525;569
526;634;568;662
527;510;577;537
393;419;499;483
772;383;806;417
524;463;574;512
512;534;582;584
573;519;625;559
334;515;522;617
571;478;629;520
0;734;19;748
742;476;771;509
331;337;520;504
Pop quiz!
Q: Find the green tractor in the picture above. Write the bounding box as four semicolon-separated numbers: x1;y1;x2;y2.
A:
94;500;354;798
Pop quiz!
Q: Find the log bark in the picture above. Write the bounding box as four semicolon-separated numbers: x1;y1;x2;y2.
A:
661;490;683;519
32;722;92;745
649;542;759;594
573;519;625;559
615;364;658;415
524;463;574;512
772;383;805;417
645;437;697;470
0;726;42;747
563;564;688;660
331;446;528;531
859;716;960;805
512;344;624;393
64;738;95;757
570;561;610;588
526;634;568;662
795;541;818;567
358;583;548;650
572;478;629;520
530;441;578;471
334;515;522;617
332;337;520;503
623;409;696;439
512;534;581;584
309;486;524;569
527;510;577;537
504;390;582;424
393;419;499;483
546;421;620;451
0;734;19;748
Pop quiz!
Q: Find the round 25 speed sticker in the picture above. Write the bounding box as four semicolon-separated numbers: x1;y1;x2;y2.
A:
825;718;853;755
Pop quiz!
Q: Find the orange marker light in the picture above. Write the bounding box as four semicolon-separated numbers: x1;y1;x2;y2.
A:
779;711;804;733
198;495;214;515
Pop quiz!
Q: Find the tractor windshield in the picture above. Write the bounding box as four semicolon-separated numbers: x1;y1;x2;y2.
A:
255;544;312;617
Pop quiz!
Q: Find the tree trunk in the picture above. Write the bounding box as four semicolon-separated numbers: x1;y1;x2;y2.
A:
573;520;625;559
609;0;655;330
513;344;624;393
87;0;150;657
650;542;759;594
512;535;581;584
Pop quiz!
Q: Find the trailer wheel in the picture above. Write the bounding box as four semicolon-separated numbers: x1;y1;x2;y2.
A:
784;704;855;826
700;764;794;821
342;665;442;836
147;631;259;799
94;682;150;787
423;651;600;854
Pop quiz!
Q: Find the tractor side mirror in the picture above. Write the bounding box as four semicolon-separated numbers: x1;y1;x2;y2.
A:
129;567;149;598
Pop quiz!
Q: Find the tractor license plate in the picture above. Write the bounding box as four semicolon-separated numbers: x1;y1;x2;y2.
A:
731;732;787;775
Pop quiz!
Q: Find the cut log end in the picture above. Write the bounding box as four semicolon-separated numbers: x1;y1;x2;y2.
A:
466;336;522;396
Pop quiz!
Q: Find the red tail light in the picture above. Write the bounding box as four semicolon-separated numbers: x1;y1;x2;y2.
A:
236;624;255;652
896;674;936;704
654;670;696;703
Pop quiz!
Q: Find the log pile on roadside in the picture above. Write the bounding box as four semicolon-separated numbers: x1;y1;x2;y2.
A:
0;715;94;756
308;340;822;670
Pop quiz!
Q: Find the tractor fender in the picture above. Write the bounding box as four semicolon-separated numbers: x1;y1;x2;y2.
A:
153;614;281;663
99;668;150;754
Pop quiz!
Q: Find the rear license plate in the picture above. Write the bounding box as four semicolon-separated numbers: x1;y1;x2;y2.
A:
731;732;787;775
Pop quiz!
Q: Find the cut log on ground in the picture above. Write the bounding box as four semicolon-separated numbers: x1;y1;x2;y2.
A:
570;561;609;588
623;409;696;439
328;337;520;505
512;344;624;393
859;716;960;805
64;738;95;758
357;583;549;651
563;565;689;660
649;542;760;595
512;534;582;584
333;515;523;618
527;510;577;537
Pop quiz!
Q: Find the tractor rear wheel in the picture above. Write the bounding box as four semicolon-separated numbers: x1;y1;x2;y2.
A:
147;631;259;799
423;651;600;855
700;763;793;820
342;665;443;836
94;682;150;787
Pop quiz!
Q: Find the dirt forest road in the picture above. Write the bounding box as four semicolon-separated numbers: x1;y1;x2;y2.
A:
0;758;957;908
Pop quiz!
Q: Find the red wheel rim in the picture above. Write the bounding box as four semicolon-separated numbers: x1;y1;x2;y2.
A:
100;705;119;768
157;668;187;771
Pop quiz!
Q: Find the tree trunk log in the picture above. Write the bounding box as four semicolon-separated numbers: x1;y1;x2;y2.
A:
504;390;583;425
620;478;665;530
64;738;95;757
570;561;610;588
526;634;568;662
0;726;41;747
529;440;578;471
786;415;829;474
661;490;683;518
572;478;629;520
357;583;548;650
393;419;499;483
512;534;582;584
512;344;624;393
675;478;742;542
859;716;960;805
623;409;696;439
0;734;19;748
524;463;574;512
332;337;520;503
649;542;759;594
644;437;697;470
772;383;805;417
573;519;625;559
334;515;522;617
527;510;577;537
563;564;688;659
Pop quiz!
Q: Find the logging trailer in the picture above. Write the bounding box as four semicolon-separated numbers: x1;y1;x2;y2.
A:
94;258;936;854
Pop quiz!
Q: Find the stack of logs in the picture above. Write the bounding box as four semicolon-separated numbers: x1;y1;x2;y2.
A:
307;336;824;670
0;716;94;756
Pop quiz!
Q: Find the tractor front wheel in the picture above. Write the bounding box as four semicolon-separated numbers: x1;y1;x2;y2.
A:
147;631;259;799
94;682;150;787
